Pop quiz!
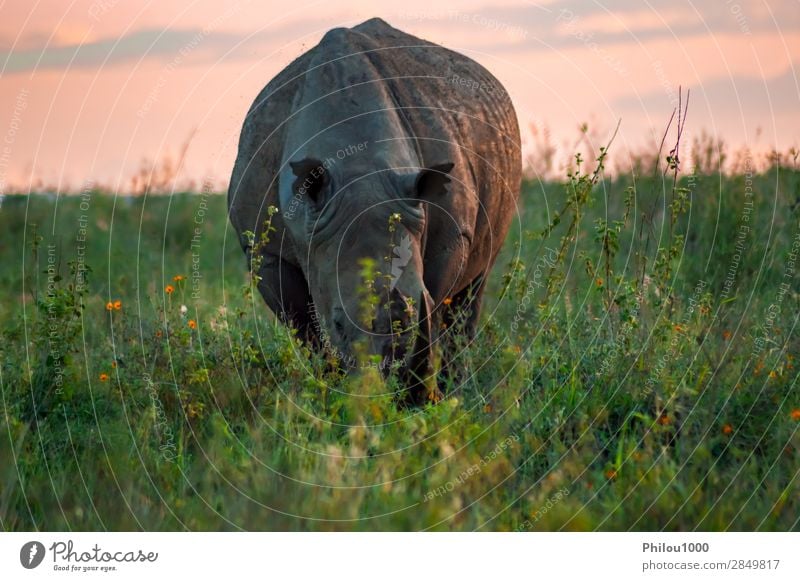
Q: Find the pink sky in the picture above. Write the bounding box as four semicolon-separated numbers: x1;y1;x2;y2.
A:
0;0;798;192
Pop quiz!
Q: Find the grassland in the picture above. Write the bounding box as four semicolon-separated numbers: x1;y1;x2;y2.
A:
1;155;798;531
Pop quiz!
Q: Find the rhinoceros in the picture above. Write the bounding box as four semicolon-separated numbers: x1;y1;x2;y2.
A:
228;17;521;404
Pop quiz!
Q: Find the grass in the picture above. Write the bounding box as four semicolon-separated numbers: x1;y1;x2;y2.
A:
1;148;799;531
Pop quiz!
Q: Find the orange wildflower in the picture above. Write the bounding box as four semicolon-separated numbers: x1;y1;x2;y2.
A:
111;361;117;369
105;301;114;311
99;373;109;382
768;370;777;379
722;424;733;435
165;285;175;294
791;409;800;421
722;330;731;341
442;297;453;306
173;275;184;282
113;300;122;311
605;469;617;480
155;330;163;338
595;277;604;287
188;319;197;329
658;414;671;426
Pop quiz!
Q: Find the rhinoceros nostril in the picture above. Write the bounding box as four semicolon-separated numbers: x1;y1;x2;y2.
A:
334;319;345;335
332;309;349;340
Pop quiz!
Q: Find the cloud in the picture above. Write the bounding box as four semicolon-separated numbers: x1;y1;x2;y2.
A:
612;66;800;117
0;28;243;74
5;4;797;75
444;0;800;53
0;14;365;74
507;0;797;34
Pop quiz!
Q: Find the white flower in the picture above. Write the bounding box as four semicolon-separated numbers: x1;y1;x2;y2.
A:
180;305;188;317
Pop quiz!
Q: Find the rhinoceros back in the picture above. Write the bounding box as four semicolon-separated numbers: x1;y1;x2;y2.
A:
228;17;521;274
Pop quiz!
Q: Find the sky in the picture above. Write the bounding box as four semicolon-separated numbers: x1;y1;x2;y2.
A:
0;0;798;192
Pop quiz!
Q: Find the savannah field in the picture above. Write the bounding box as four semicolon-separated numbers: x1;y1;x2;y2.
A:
1;141;799;531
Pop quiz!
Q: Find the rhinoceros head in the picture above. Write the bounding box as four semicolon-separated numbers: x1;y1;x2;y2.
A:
282;156;453;380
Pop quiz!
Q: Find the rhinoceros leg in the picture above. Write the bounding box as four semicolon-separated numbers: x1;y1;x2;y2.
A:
437;273;487;392
256;254;319;348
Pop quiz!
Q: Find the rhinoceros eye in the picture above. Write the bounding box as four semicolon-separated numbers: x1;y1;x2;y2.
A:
289;158;329;207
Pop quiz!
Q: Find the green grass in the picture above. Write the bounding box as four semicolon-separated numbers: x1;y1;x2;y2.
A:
1;159;798;531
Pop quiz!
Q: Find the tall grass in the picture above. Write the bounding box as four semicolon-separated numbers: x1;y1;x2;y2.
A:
1;144;798;530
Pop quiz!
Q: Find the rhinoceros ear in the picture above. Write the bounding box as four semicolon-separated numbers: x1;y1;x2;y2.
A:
289;158;329;204
412;162;454;199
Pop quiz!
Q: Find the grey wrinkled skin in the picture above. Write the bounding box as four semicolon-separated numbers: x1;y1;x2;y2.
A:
228;17;521;405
